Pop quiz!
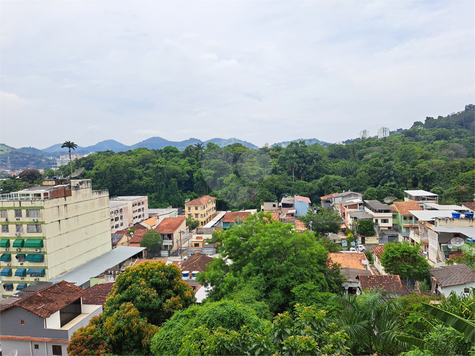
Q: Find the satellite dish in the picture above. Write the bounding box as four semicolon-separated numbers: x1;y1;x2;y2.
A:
451;237;465;247
447;244;452;249
71;167;85;178
384;196;394;204
185;198;190;203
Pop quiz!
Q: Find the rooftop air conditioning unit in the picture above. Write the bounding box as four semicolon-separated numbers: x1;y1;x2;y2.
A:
34;278;39;281
35;249;41;252
16;248;21;252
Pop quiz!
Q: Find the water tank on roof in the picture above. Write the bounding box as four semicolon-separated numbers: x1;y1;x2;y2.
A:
192;271;198;280
182;271;190;279
452;212;461;219
464;212;474;219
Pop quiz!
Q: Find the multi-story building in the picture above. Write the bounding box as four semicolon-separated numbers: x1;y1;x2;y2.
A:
391;201;422;240
377;127;390;139
359;130;369;139
404;190;438;205
0;179;111;297
185;195;216;226
109;201;130;233
364;200;393;230
109;196;148;228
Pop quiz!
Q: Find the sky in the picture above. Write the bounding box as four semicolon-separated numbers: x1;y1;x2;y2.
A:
0;0;473;149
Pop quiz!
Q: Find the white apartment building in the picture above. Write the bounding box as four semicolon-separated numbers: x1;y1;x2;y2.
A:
109;196;148;229
0;179;111;297
378;127;390;139
359;130;369;139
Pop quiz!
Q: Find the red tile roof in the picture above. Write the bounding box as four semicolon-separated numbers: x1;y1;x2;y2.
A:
294;219;307;232
181;253;214;273
320;193;337;200
155;217;186;234
129;229;147;246
294;195;311;203
132;224;148;230
186;195;216;206
0;281;84;318
222;211;251;223
358;274;404;294
82;283;114;307
328;252;370;271
461;202;475;211
392;201;422;215
371;245;386;260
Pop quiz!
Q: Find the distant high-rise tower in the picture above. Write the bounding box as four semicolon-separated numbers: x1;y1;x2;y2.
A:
359;130;369;139
378;127;390;139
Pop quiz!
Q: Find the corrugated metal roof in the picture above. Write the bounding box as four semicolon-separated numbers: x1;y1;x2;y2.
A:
409;210;457;221
50;246;145;287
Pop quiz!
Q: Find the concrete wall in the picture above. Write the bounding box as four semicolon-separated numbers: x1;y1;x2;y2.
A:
439;282;475;297
435;217;474;227
294;200;309;217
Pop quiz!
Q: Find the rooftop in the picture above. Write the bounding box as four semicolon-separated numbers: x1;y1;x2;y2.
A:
429;264;475;287
340;268;372;282
82;283;114;307
110;196;147;201
333;191;362;198
129;229;147;245
328;252;370;271
222;211;251;223
371;244;386;260
181;253;214;273
348;211;373;220
358;274;405;294
50;246;145;287
424;203;468;211
155;217;186;234
186;195;216;206
320;193;337;200
294;195;311;203
392;201;422;215
461;202;475;211
431;226;475;239
365;200;392;211
409;210;458;222
1;281;84;318
404;190;438;197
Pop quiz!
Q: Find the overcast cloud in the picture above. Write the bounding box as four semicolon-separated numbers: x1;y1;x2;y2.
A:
1;0;473;149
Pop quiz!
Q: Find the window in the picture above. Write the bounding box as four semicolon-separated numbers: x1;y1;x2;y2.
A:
195;214;199;218
16;225;23;233
381;219;389;224
188;207;191;211
464;288;470;293
15;210;22;218
1;225;8;233
52;345;63;355
20;319;25;325
26;210;40;218
27;225;42;233
34;344;39;350
188;214;191;218
195;207;198;210
0;211;6;218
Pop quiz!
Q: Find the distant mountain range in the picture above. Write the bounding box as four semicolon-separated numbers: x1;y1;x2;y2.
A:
0;136;333;170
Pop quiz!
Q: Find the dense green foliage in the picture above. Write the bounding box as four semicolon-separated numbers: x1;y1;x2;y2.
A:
151;300;267;356
42;105;475;208
68;261;195;355
197;213;345;314
357;219;376;236
104;261;195;326
155;304;350;356
300;208;342;235
140;230;163;252
381;242;431;282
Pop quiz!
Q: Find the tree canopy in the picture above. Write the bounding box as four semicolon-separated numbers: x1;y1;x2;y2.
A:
300;208;342;236
381;242;431;282
197;212;344;313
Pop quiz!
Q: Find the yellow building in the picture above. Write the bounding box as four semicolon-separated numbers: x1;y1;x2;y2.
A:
0;179;111;297
185;195;217;226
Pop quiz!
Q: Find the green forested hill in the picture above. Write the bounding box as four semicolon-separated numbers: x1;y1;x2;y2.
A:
38;105;473;208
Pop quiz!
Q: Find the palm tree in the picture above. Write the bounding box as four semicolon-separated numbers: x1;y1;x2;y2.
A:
61;141;78;176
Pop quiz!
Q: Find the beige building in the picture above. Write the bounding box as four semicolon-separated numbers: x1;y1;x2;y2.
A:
109;196;148;229
0;179;111;297
185;195;217;226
